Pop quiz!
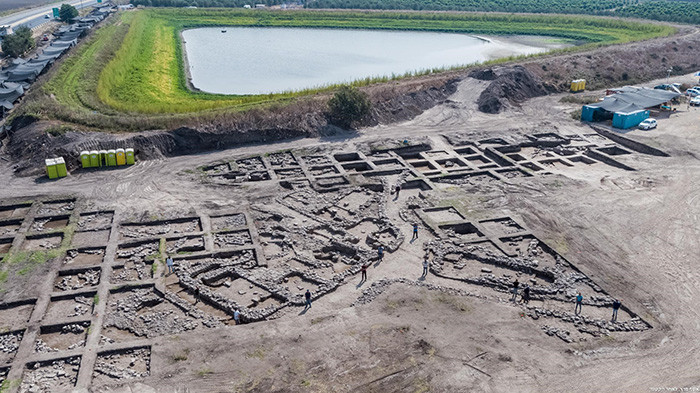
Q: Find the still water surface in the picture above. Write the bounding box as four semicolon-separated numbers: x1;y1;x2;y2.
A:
182;27;558;95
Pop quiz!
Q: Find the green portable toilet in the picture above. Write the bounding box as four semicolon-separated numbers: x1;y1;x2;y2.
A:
45;159;58;179
55;157;67;178
90;150;100;167
125;148;135;165
107;149;117;166
116;148;126;166
99;150;107;166
80;151;91;168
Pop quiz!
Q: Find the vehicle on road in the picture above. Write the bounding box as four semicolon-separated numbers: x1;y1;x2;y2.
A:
44;14;50;19
638;118;657;130
690;97;700;107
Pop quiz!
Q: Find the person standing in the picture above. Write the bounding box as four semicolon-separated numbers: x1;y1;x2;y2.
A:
412;223;418;240
194;287;200;305
612;299;621;322
395;184;401;198
575;293;583;315
166;256;174;274
511;279;519;301
361;263;368;282
377;246;384;261
422;258;429;277
234;309;241;325
521;285;530;304
304;289;312;309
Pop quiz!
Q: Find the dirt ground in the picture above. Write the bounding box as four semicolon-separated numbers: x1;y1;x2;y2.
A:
0;68;699;392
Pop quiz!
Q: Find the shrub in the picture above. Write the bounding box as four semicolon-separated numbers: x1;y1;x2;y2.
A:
1;26;35;58
60;4;79;23
327;85;371;129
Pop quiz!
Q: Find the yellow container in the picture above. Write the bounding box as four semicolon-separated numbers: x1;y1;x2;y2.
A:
55;157;67;177
579;79;586;91
45;158;58;179
107;150;117;166
89;150;100;167
80;151;91;168
125;148;135;165
116;148;126;166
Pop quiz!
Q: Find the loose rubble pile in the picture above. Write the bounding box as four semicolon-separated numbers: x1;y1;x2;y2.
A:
20;357;80;393
55;269;101;291
93;348;150;385
0;331;22;358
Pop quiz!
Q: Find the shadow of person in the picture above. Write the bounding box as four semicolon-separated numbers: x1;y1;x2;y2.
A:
298;307;309;316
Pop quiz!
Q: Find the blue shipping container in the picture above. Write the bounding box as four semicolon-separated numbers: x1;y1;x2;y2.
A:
581;105;597;121
612;110;649;129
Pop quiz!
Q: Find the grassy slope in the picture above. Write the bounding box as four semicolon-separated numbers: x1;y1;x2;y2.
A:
37;9;675;123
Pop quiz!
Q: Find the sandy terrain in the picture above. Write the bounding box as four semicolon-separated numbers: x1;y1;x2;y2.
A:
0;71;698;393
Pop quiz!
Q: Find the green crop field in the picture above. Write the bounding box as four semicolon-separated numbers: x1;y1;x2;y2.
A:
31;8;674;130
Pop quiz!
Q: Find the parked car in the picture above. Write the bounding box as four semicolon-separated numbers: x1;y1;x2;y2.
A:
686;88;700;97
44;14;50;19
638;118;657;130
690;97;700;107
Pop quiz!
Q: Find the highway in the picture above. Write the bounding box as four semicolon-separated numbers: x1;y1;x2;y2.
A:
0;0;101;32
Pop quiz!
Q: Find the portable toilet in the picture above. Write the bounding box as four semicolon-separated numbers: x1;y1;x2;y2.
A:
45;159;58;179
570;80;579;92
579;79;586;91
99;150;108;166
89;150;100;167
80;151;91;168
55;157;67;178
125;148;135;165
107;149;117;166
116;148;126;166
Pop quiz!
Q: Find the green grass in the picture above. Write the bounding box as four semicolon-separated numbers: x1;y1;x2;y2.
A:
29;8;674;130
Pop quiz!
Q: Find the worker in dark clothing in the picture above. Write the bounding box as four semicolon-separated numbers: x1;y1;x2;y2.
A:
511;279;519;301
521;285;531;304
612;299;621;322
412;223;418;240
304;289;312;309
395;184;401;198
361;263;368;282
194;287;201;305
377;246;384;261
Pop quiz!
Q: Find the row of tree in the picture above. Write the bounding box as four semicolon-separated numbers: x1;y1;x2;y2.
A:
1;4;78;58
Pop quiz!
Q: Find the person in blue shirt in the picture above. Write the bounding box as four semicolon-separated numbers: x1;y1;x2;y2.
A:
612;299;621;322
377;246;384;261
166;256;174;275
304;289;312;309
412;223;418;240
575;293;583;315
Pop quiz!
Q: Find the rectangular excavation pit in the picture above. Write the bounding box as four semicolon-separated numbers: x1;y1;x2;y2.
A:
63;248;105;268
213;230;253;249
334;152;361;162
341;161;372;173
22;233;64;251
568;155;598;165
45;292;95;321
521;162;545;172
282;273;321;296
92;347;150;386
409;160;438;173
432;171;500;186
21;356;81;392
0;237;13;255
77;211;114;231
0;219;22;237
37;199;75;216
274;167;305;180
454;146;477;155
507;153;527;162
71;229;111;248
116;240;160;264
35;321;90;353
314;175;349;189
267;151;298;167
478;138;508;146
166;235;206;254
336;189;375;212
538;158;574;170
0;330;23;364
435;158;467;170
479;218;525;236
309;165;340;177
423;207;465;223
371;158;404;169
464;155;493;165
54;267;101;292
0;299;35;331
496;168;533;179
0;202;32;219
301;155;334;166
202;274;276;309
439;223;485;242
234;156;267;172
119;217;202;240
30;215;70;233
210;213;247;231
597;146;632;156
219;170;271;183
111;259;155;283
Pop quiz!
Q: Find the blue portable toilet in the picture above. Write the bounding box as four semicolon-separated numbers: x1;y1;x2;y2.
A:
612;109;649;129
581;105;598;122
